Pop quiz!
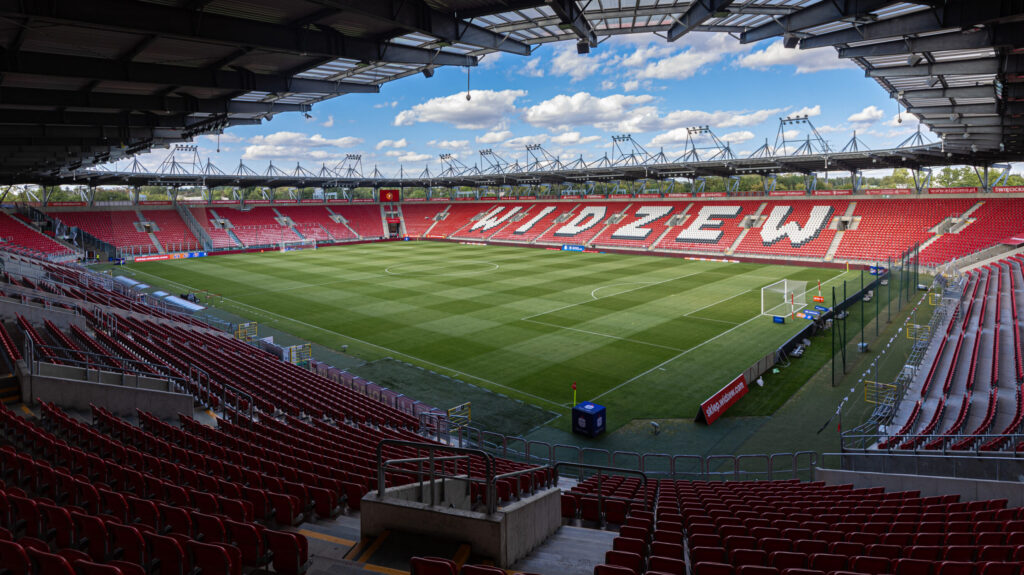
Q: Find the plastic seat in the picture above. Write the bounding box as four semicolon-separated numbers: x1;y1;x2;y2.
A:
769;551;807;570
224;519;271;569
265;529;309;575
0;539;30;575
692;547;728;564
651;541;683;560
612;537;645;557
649;555;685;575
737;568;779;575
72;560;127;575
694;562;734;575
937;562;975;575
595;565;636;575
809;553;846;572
605;550;642;575
26;547;76;575
188;540;239;575
462;565;506;575
561;494;577;519
852;555;892;575
894;558;934;575
761;539;792;554
108;522;146;564
410;556;457;575
733;549;768;567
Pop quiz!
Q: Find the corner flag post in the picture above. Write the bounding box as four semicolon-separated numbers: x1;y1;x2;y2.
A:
572;382;577;406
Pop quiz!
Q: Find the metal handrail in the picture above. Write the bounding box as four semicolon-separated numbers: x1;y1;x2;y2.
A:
553;462;653;523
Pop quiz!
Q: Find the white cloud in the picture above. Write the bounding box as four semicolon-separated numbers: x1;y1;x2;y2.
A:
791;105;821;118
720;130;756;145
649;129;692;147
505;134;549;148
817;124;847;134
660;108;783;129
551;131;602;145
321;115;334;128
374;101;398;109
428;139;470;149
635;35;745;80
523;92;655;131
242;132;362;161
737;41;856;74
848;105;885;124
782;129;801;140
885;113;918;128
376;138;408;150
397;152;431;163
394;89;525;130
477;130;514;144
623;80;640;92
520;58;544;78
550;43;609;82
480;53;502;69
600;80;616;90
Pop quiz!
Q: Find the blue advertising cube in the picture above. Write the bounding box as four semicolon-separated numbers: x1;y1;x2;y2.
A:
572;402;606;437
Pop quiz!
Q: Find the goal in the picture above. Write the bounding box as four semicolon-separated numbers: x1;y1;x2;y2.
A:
279;238;317;253
761;279;808;317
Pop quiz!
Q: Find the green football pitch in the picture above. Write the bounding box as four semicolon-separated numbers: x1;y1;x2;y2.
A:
125;241;862;433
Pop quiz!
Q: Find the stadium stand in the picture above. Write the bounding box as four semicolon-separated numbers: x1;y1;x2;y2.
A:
139;210;200;252
920;199;1024;266
879;256;1024;452
331;205;387;239
188;207;240;249
214;207;299;247
593;203;684;251
48;211;158;254
489;202;575;243
656;201;763;254
0;213;75;259
533;203;632;246
274;205;357;242
426;203;494;238
399;204;447;238
732;200;849;260
833;199;974;264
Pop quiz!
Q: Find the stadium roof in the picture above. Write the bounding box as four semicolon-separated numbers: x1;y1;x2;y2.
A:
0;0;1021;184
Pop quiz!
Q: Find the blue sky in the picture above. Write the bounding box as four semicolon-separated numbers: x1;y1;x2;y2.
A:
117;33;936;177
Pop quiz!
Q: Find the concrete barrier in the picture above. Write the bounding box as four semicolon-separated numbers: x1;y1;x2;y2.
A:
361;483;561;567
817;467;1024;507
27;371;193;420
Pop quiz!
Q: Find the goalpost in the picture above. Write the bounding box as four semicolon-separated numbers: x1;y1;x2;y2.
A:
761;279;808;317
279;238;317;253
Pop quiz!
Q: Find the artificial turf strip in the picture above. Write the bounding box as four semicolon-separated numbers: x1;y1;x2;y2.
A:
127;241;862;434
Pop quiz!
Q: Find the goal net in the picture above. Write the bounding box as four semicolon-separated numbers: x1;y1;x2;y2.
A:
761;279;808;317
280;238;317;253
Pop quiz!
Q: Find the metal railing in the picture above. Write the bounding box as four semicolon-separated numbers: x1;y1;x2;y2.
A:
375;439;552;515
553;463;652;522
821;450;1024;483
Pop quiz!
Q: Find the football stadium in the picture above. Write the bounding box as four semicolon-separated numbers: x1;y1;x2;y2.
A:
1;2;1024;575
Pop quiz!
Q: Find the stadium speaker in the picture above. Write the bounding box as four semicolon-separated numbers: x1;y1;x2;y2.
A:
576;41;590;54
422;67;434;78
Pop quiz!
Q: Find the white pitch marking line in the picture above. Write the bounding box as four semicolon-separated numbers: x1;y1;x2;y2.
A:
590;282;656;301
590;270;851;402
684;289;753;317
521;318;686;352
384;261;501;276
125;267;565;410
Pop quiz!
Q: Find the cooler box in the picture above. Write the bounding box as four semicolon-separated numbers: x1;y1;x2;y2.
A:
572;402;606;437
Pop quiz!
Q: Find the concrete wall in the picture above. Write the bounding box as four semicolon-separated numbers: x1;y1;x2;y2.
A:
817;468;1024;507
36;363;170;391
0;297;86;330
361;485;562;567
27;372;193;420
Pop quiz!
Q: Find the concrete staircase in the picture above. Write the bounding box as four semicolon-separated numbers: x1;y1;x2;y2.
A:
532;204;580;245
420;205;450;238
588;203;632;247
326;206;361;239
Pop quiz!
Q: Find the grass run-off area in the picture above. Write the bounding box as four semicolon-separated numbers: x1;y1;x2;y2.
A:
124;241;871;435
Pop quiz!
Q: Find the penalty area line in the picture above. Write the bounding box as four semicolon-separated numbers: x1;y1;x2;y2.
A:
521;318;686;352
590;271;851;402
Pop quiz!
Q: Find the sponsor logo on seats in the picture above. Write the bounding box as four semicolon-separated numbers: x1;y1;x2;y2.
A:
611;205;673;240
675;205;742;244
759;205;834;248
553;206;606;236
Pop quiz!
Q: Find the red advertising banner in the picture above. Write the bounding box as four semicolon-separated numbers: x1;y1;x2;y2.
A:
138;200;172;205
246;200;271;205
813;190;853;196
47;201;87;207
928;187;978;194
813;295;826;303
665;193;691;198
516;195;537;200
479;195;499;200
863;188;911;195
698;375;749;425
769;190;806;197
327;198;349;204
212;200;238;204
385;217;401;224
300;199;324;203
454;197;476;201
180;199;207;204
993;186;1024;194
274;199;298;204
379;189;400;202
585;194;606;199
404;197;426;202
352;198;375;203
134;254;171;262
635;193;661;199
697;192;727;198
429;197;449;202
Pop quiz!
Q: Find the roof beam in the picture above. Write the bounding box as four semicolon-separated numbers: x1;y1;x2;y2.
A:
545;0;597;47
668;0;735;42
896;85;997;100
306;0;531;55
0;49;380;95
930;125;1010;135
910;103;999;115
800;1;1024;50
741;0;897;44
0;0;476;67
866;58;1000;78
0;88;309;115
0;110;264;128
837;25;1023;58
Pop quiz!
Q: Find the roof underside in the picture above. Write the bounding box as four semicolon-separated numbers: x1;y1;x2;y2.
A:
0;0;1021;184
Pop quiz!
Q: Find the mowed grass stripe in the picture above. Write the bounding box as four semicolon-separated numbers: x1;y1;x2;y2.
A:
128;243;851;430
